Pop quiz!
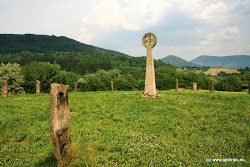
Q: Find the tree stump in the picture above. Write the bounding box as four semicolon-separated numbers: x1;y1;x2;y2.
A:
176;79;178;91
74;82;77;92
193;82;197;91
1;80;8;98
36;80;40;94
111;81;113;91
50;84;71;164
211;80;214;92
248;81;250;94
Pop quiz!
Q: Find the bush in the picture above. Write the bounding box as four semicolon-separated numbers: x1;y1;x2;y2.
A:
0;63;24;94
22;62;61;93
216;75;243;92
78;74;106;92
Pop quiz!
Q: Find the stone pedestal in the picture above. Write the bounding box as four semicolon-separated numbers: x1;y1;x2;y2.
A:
111;81;113;91
74;82;77;92
193;82;197;91
1;80;8;98
142;32;157;96
50;84;71;162
176;79;178;91
36;80;40;94
211;80;214;92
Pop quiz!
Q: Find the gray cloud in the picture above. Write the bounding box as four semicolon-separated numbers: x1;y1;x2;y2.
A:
0;0;249;61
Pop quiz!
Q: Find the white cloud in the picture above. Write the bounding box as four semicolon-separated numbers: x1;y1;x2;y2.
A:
76;0;249;60
77;0;170;44
223;27;239;39
0;0;249;61
205;27;239;43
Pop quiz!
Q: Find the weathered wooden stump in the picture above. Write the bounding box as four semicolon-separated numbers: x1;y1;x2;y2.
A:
50;84;71;164
248;81;250;94
193;82;197;91
211;80;214;92
1;80;8;98
36;80;40;94
73;82;77;92
111;81;113;91
176;79;178;91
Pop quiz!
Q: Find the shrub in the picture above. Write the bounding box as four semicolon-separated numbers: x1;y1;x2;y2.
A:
0;63;25;94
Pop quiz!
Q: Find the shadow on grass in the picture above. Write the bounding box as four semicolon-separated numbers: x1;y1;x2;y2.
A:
35;153;57;167
35;151;87;167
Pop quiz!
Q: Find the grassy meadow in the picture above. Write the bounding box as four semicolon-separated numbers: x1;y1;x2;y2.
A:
204;68;241;76
0;90;249;166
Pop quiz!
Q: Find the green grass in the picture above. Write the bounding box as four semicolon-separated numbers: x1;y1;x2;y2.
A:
0;90;249;166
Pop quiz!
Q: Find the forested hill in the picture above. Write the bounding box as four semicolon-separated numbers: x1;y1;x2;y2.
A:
0;34;169;76
0;34;96;53
191;55;250;68
0;34;128;57
161;55;201;67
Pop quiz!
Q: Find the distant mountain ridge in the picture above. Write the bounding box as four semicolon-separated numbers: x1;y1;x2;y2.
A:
191;55;250;68
1;34;249;69
160;55;201;67
161;55;250;68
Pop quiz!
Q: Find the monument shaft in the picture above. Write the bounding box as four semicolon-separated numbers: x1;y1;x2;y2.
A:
145;48;156;95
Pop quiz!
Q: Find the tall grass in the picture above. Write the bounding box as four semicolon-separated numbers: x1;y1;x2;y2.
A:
0;90;249;166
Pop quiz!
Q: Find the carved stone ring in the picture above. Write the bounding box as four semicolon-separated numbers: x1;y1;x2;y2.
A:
142;33;157;48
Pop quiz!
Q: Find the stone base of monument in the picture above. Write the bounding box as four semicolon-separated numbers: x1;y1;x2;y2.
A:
171;88;185;91
140;91;164;98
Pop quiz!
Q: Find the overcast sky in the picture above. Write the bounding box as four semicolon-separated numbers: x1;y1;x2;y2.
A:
0;0;249;60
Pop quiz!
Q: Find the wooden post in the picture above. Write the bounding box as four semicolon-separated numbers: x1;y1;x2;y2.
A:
111;81;113;91
36;80;40;94
193;82;197;91
248;81;250;94
211;80;214;92
74;82;77;92
50;84;71;164
1;80;8;98
176;79;178;91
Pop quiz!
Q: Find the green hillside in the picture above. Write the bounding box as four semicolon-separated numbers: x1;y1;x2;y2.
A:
161;55;201;67
0;34;100;54
0;90;249;166
0;34;168;75
191;55;250;68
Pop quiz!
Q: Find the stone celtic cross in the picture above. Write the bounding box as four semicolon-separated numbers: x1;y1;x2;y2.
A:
142;32;157;96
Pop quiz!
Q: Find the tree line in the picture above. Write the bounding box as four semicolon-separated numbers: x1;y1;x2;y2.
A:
1;34;248;94
0;54;248;94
